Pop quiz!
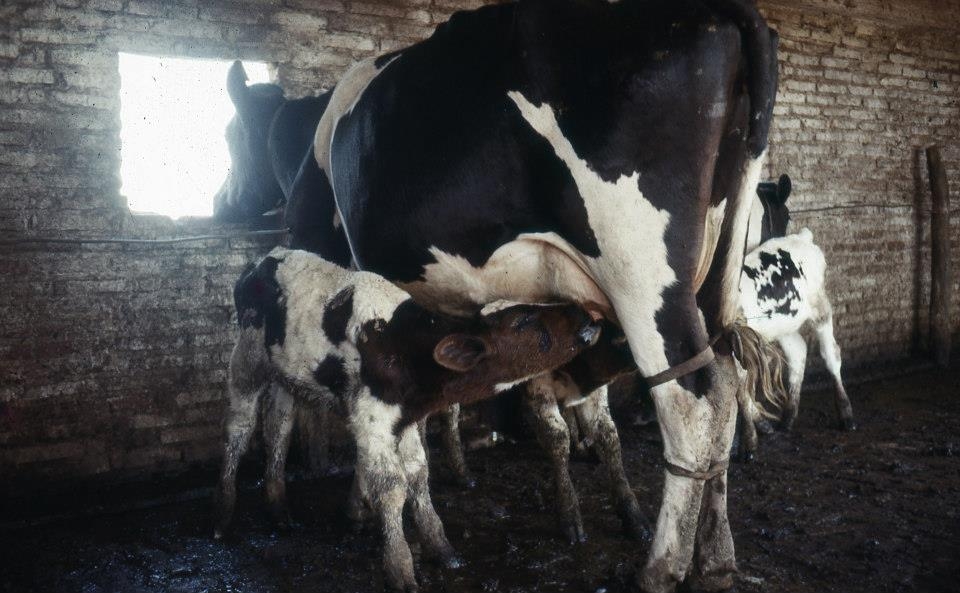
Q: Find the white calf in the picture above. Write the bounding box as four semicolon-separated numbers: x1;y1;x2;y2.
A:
738;228;855;452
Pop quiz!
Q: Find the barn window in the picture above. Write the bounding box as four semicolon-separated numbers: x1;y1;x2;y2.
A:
118;53;271;219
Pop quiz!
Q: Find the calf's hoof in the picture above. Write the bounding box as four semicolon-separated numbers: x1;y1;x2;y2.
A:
840;417;857;432
564;521;588;544
456;474;477;490
755;419;775;435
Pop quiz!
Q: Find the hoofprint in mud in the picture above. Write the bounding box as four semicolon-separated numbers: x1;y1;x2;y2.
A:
215;247;604;590
217;1;780;590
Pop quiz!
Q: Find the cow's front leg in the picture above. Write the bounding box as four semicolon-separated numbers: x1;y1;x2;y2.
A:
398;425;461;568
572;386;649;540
639;358;738;593
525;376;585;544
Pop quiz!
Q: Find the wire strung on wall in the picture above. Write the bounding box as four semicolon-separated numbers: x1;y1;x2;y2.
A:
0;228;289;247
792;203;960;215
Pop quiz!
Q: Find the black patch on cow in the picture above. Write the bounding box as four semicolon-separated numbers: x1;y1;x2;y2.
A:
232;256;286;350
322;285;354;345
754;249;803;317
313;355;349;399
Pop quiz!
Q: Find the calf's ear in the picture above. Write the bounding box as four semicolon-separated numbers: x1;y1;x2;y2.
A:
433;334;490;372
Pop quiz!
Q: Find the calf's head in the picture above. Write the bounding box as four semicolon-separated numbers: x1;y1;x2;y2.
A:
755;173;792;240
213;61;286;222
432;303;603;382
357;301;602;419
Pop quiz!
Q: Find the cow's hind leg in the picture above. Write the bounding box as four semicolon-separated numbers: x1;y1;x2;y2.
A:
639;356;739;593
525;376;585;544
814;311;855;430
572;386;649;540
262;383;296;527
689;354;741;592
398;425;461;568
777;333;807;431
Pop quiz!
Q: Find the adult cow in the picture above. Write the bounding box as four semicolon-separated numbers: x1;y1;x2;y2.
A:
221;0;778;590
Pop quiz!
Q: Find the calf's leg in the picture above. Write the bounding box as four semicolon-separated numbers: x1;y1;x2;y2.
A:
398;425;460;567
572;386;649;540
777;332;807;431
215;370;267;538
814;315;855;430
262;384;296;526
438;404;475;487
350;399;417;591
525;376;585;543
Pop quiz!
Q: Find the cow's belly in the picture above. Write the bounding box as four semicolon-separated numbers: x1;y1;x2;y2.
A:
397;232;611;318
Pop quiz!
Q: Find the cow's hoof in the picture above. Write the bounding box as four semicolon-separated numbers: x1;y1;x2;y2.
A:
840;417;857;432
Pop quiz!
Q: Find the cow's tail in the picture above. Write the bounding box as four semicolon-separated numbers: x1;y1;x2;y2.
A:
708;0;779;159
727;320;788;419
708;0;780;330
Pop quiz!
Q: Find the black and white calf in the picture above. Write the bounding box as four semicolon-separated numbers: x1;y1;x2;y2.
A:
215;247;603;591
739;229;855;445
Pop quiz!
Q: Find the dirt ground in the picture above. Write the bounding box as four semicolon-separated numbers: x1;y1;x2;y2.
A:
3;364;960;593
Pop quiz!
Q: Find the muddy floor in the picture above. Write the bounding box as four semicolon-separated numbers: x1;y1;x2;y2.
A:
3;365;960;593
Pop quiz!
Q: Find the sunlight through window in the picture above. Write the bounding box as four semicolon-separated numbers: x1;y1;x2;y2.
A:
118;54;271;219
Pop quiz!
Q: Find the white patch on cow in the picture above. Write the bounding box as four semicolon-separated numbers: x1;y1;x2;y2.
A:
718;152;766;327
745;194;766;252
404;233;612;318
694;198;727;291
505;91;676;376
313;55;401;257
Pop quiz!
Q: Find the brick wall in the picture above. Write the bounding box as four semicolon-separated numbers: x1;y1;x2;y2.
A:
1;0;958;494
759;0;960;369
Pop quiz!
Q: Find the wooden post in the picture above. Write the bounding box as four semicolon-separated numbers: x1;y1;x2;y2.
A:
926;145;952;367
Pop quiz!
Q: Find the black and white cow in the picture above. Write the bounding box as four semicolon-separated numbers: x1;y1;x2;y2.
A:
215;247;603;590
217;1;779;590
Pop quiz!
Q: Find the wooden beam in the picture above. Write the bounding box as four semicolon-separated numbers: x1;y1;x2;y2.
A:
926;145;952;367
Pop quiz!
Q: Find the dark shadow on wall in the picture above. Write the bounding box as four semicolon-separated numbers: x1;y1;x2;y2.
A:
911;147;927;356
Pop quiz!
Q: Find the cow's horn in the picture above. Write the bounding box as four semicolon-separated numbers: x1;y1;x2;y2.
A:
227;60;249;109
